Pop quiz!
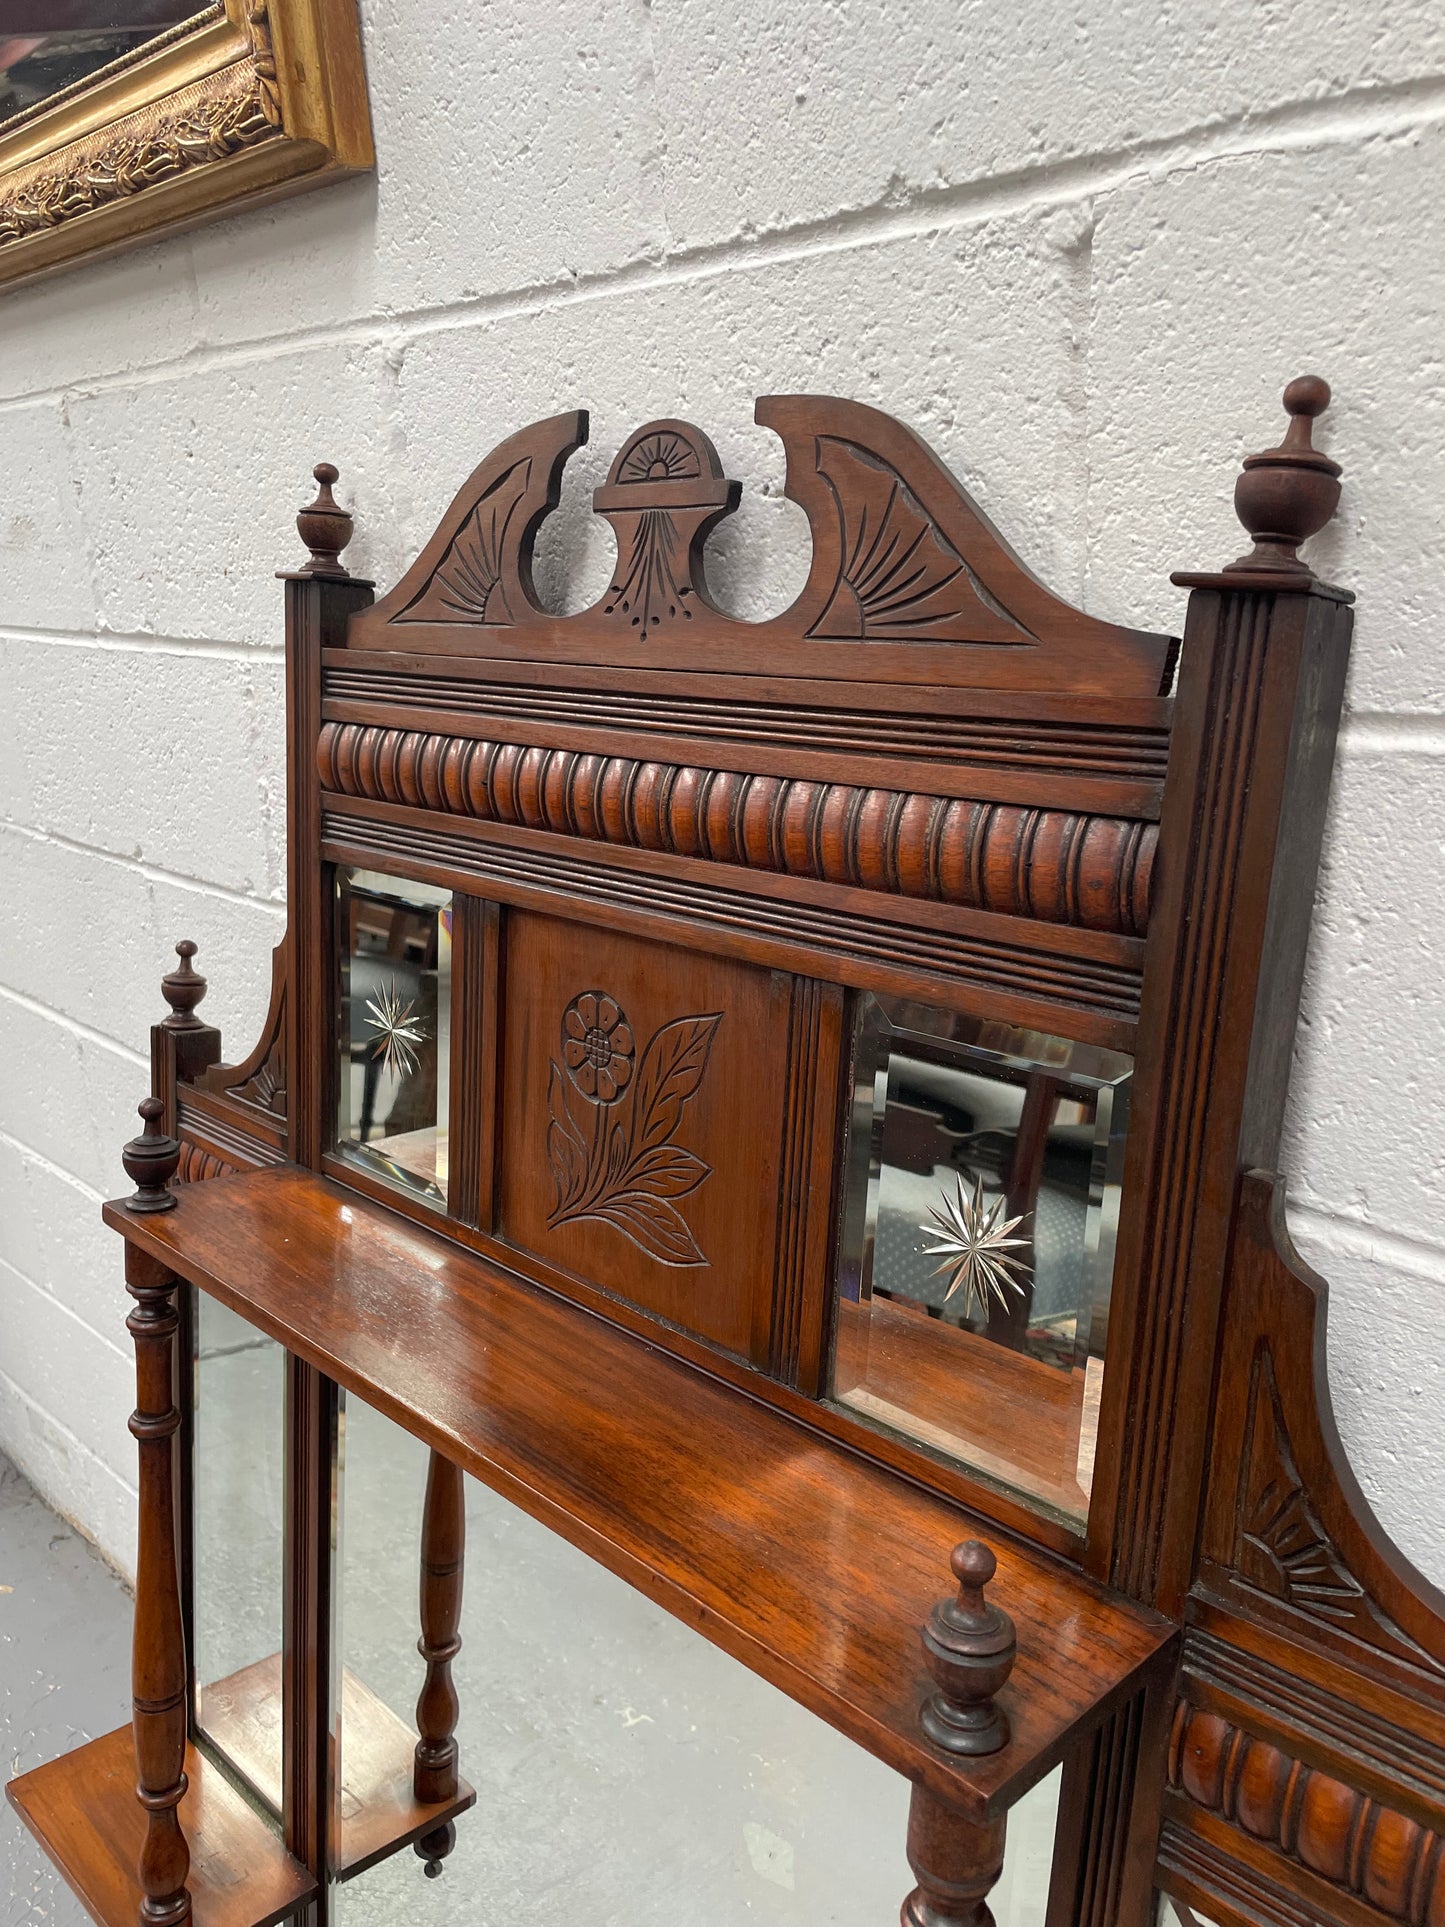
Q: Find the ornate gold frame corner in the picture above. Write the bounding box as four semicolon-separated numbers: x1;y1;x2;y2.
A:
0;0;373;294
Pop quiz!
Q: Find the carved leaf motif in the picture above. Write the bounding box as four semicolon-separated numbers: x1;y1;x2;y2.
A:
545;998;721;1268
630;1015;721;1155
545;1063;589;1207
626;1144;710;1199
809;437;1031;645
398;460;532;624
587;1192;707;1267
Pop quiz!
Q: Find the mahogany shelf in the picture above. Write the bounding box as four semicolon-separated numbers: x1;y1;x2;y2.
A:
105;1164;1175;1821
198;1654;477;1881
7;1725;315;1927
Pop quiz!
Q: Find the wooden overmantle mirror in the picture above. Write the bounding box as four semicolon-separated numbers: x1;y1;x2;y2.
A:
11;377;1445;1927
0;0;371;291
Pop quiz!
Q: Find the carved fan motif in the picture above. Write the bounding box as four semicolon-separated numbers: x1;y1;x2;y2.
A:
809;437;1031;645
397;460;533;625
546;993;721;1267
618;430;702;484
1236;1350;1445;1678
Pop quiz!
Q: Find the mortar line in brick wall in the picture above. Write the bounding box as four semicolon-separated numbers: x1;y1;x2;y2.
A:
0;622;285;663
0;1359;141;1527
0;1250;131;1366
0;1124;107;1205
1337;714;1445;757
1289;1198;1445;1284
1;73;1443;414
0;980;149;1070
0;817;288;915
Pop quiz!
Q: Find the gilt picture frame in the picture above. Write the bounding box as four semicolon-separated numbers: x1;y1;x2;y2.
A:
0;0;372;293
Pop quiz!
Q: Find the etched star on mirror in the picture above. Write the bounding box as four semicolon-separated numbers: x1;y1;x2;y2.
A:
919;1172;1032;1321
363;979;428;1080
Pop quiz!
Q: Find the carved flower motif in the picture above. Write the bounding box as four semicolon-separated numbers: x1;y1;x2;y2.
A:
561;992;635;1102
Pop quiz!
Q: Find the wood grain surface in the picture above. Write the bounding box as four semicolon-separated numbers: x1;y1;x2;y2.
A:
105;1164;1175;1820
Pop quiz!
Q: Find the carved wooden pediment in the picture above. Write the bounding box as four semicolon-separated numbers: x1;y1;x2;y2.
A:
352;398;1175;698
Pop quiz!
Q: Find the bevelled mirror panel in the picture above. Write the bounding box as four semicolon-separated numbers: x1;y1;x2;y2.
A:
832;994;1131;1530
191;1294;286;1820
336;868;452;1206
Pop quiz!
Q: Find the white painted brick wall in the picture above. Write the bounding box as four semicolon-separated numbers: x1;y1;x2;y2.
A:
1;0;1442;1592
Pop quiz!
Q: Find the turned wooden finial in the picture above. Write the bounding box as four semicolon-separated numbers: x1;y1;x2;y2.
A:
919;1540;1016;1756
122;1098;181;1215
160;939;207;1030
1227;375;1342;577
296;461;353;576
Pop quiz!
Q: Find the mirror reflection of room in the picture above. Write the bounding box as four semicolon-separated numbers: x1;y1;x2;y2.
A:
337;869;453;1204
0;3;199;122
834;995;1130;1529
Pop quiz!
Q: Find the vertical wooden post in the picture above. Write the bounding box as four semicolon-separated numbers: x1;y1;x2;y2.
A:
903;1542;1014;1926
901;1789;1006;1927
413;1449;465;1877
128;1246;190;1927
1069;382;1352;1923
279;468;373;1926
122;1100;189;1927
280;463;374;1174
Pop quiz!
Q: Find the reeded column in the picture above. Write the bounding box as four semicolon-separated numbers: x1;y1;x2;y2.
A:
413;1448;465;1876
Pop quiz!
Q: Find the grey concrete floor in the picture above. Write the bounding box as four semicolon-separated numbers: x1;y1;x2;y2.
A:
2;1301;1063;1923
1;1456;130;1927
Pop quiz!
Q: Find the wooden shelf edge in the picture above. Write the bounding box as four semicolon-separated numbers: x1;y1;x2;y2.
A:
105;1165;1177;1820
197;1652;476;1882
6;1725;316;1927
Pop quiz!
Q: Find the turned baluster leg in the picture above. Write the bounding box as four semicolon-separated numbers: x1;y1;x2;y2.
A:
903;1540;1017;1927
413;1447;465;1877
902;1789;1006;1927
123;1100;189;1927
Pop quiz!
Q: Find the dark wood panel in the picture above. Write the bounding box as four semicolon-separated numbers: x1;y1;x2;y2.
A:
316;1143;1089;1560
322;647;1174;734
496;911;790;1362
105;1166;1175;1820
7;1726;316;1927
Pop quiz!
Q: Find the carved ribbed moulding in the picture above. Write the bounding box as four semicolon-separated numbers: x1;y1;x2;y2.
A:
317;723;1155;937
1169;1702;1445;1926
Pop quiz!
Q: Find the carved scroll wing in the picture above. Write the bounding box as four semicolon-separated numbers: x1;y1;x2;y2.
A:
1162;1171;1445;1927
1199;1172;1445;1692
195;941;288;1120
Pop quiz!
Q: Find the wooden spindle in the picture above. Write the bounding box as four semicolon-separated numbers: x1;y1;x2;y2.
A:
122;1103;188;1926
901;1787;1006;1927
126;1240;190;1927
413;1448;465;1877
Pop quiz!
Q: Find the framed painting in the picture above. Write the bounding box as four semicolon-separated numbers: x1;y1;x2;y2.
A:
0;0;371;291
